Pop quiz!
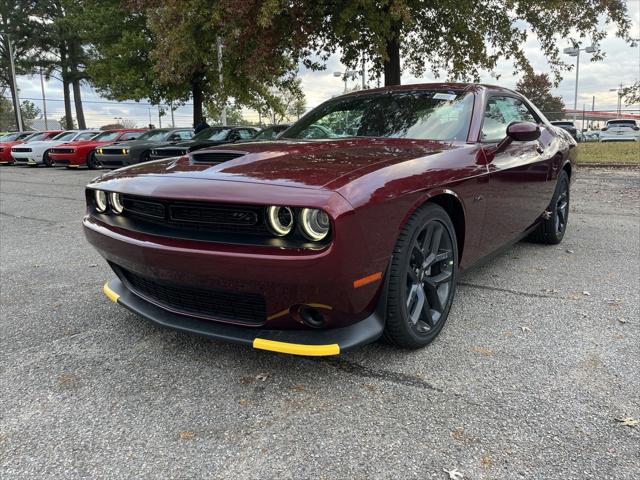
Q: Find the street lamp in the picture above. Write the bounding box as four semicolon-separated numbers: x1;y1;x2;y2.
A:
333;69;359;94
609;85;627;116
563;45;596;123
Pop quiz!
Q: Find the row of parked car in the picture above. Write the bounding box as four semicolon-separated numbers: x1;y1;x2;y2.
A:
550;118;640;142
0;124;291;169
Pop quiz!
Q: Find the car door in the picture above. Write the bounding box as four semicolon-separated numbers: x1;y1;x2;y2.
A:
480;95;554;253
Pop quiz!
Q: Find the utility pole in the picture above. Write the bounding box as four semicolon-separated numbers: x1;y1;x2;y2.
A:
39;69;48;130
563;45;595;123
217;37;227;126
170;102;175;127
6;35;24;131
158;106;162;128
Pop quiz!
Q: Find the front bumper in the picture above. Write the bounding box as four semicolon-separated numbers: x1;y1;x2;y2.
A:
103;276;385;356
51;152;82;167
95;153;128;168
11;152;41;165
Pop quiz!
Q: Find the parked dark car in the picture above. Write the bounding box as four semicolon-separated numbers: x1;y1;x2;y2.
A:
94;128;194;168
551;121;578;141
249;124;291;141
85;83;575;357
149;126;259;160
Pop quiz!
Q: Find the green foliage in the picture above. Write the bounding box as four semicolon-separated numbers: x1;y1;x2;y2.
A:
59;115;76;129
20;100;41;121
516;72;566;120
621;81;640;106
0;98;42;130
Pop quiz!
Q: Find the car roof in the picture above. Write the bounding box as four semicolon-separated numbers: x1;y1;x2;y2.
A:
339;82;519;99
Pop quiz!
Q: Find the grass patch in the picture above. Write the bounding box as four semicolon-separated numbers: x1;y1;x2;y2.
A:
577;142;640;164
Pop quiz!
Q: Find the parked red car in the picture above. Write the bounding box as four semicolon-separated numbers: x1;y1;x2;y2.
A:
50;129;146;169
84;83;575;356
0;131;62;164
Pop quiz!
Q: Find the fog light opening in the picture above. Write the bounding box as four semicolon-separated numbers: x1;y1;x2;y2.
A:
299;306;326;328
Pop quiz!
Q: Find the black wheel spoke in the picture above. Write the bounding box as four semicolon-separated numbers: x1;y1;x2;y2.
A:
429;224;443;255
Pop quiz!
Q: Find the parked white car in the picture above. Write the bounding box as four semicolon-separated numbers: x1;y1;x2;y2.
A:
599;119;640;142
11;130;100;166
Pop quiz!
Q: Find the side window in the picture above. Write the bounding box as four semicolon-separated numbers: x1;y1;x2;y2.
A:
120;132;142;141
481;96;537;142
178;130;193;140
237;129;255;139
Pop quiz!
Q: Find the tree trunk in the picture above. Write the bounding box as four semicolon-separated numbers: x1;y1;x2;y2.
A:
192;81;203;126
72;78;86;129
62;78;73;129
6;75;22;130
384;35;401;86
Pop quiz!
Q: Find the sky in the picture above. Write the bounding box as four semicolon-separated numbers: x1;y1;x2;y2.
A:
10;3;640;129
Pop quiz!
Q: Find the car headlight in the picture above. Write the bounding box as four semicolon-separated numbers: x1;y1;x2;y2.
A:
266;206;294;236
300;208;330;241
94;190;108;213
122;148;129;155
97;148;103;154
109;192;124;214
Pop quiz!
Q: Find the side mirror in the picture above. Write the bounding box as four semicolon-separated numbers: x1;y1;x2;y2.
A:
506;121;540;142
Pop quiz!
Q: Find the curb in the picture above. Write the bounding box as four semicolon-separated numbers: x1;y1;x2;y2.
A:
575;163;640;169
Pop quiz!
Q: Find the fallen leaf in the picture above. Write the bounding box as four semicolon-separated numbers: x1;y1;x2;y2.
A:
239;398;250;406
89;264;97;268
481;455;493;469
568;294;582;300
443;468;464;480
618;318;627;324
178;431;195;440
521;326;531;333
362;383;377;392
256;373;270;382
472;346;493;357
615;417;638;427
566;249;575;254
290;384;305;392
582;291;591;296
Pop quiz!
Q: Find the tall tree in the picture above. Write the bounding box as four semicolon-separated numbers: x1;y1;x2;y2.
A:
621;81;640;106
516;72;566;120
237;0;633;86
0;0;42;129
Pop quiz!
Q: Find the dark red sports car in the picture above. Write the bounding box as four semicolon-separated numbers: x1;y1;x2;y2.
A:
84;83;575;356
49;129;146;169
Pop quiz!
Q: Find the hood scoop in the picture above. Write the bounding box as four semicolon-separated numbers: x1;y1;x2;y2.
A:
190;150;247;164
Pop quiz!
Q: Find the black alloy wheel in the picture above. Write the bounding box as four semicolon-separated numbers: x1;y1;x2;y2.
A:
42;151;54;167
384;203;458;349
87;151;101;169
529;170;570;245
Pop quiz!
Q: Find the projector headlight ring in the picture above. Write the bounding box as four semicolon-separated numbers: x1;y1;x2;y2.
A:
300;208;330;241
94;190;108;213
266;206;294;236
109;192;124;214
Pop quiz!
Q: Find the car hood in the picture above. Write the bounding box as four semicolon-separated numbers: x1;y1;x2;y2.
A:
97;138;457;190
19;140;61;148
109;139;175;149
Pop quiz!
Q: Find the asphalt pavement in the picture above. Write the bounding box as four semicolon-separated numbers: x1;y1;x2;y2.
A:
1;165;638;479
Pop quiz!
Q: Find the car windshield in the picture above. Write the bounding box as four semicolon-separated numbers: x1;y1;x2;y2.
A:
25;132;47;142
136;130;170;141
52;131;79;141
194;127;231;141
76;132;98;140
607;120;636;128
282;90;474;141
0;132;22;141
93;131;122;141
553;122;574;126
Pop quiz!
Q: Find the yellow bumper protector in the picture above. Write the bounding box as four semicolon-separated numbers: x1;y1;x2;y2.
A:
253;338;340;356
103;282;120;303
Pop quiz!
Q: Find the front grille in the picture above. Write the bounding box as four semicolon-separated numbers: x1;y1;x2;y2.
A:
191;151;245;163
50;148;75;154
155;148;187;157
101;148;123;155
12;147;32;153
121;195;268;235
0;148;4;153
117;266;266;324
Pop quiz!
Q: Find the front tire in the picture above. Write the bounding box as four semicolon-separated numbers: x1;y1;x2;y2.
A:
529;170;570;245
42;151;54;167
383;203;458;349
87;151;101;169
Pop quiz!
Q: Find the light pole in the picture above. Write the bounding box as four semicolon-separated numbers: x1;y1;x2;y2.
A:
609;84;626;116
563;45;595;123
333;69;359;94
39;69;48;130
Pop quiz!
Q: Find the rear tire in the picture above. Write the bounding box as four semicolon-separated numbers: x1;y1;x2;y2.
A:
528;171;570;245
383;203;458;349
